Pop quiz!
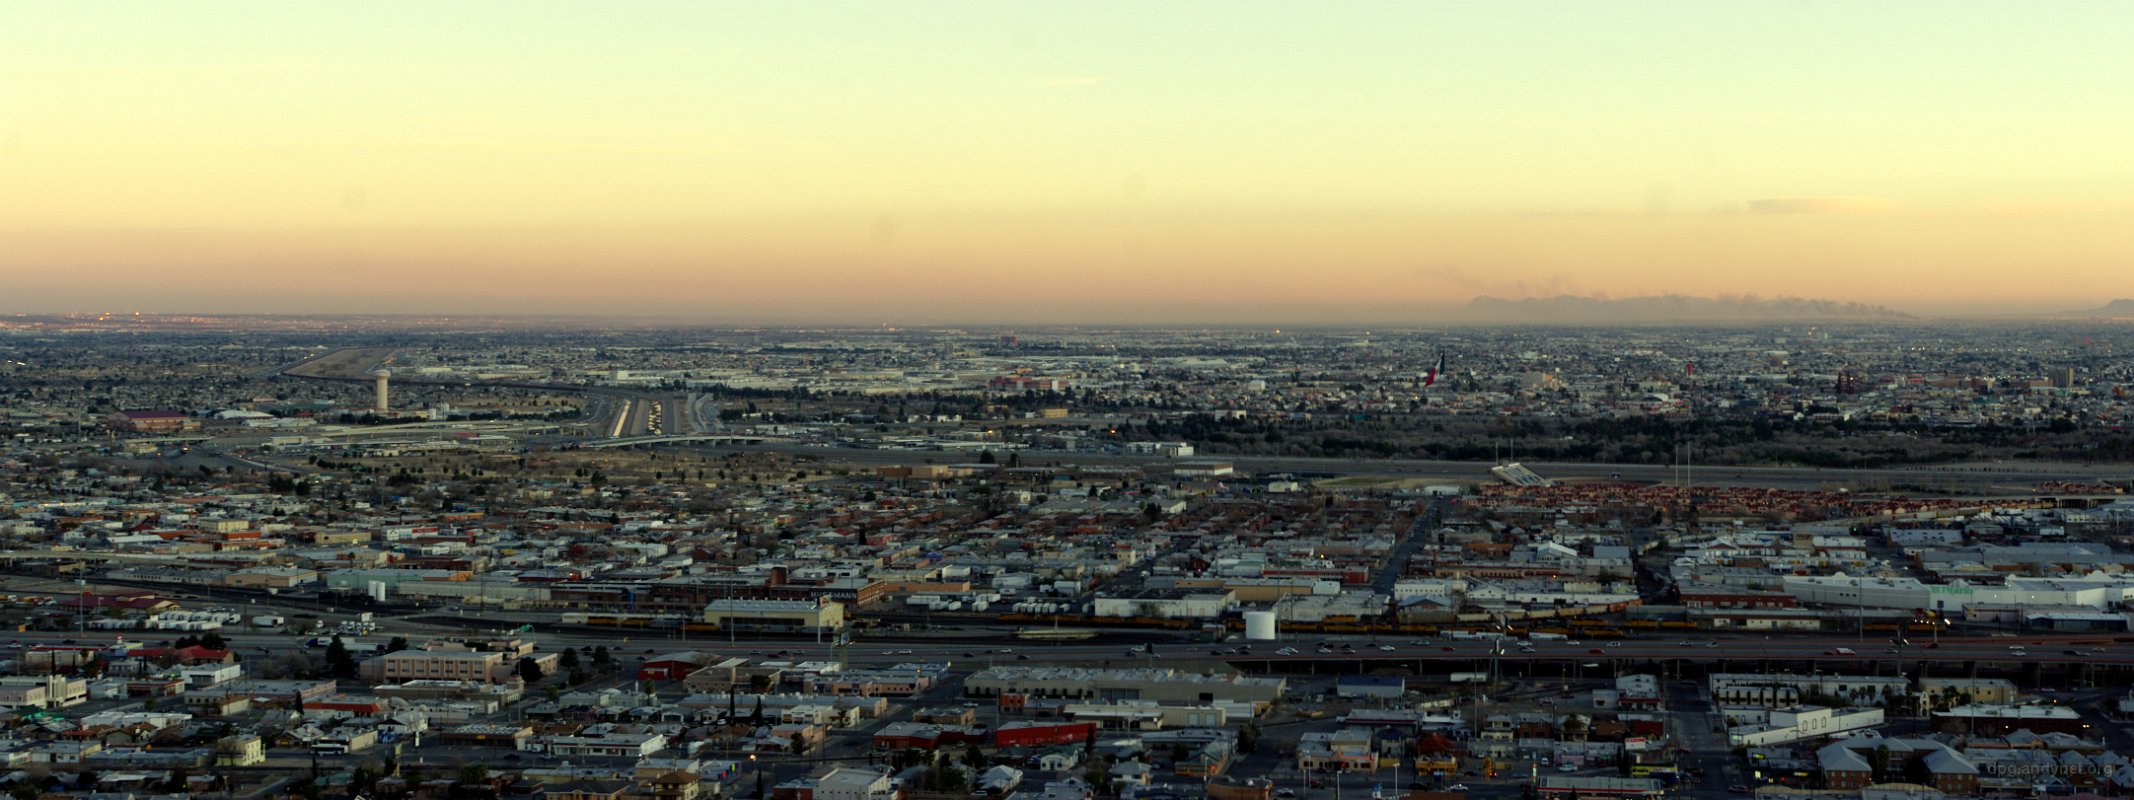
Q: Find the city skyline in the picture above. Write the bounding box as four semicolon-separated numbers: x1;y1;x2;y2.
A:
5;2;2134;321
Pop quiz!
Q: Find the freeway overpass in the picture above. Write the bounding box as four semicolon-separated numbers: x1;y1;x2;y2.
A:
0;550;256;567
581;433;788;449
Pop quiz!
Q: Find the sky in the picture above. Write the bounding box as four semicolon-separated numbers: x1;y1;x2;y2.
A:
4;2;2133;323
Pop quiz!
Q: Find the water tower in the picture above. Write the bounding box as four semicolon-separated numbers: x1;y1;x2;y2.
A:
371;369;390;412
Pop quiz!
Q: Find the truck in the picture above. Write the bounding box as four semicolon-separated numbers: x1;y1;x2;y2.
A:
307;637;384;652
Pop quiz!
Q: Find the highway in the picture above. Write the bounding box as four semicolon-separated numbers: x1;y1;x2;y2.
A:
688;442;2134;494
59;625;2088;670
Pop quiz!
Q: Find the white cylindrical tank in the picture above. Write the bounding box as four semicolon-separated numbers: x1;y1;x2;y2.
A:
372;369;391;412
1244;611;1278;641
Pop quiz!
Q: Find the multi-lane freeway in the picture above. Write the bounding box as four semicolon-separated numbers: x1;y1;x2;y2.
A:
18;624;2095;671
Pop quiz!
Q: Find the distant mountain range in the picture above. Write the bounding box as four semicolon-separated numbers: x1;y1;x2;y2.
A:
1448;294;1915;325
2060;299;2134;318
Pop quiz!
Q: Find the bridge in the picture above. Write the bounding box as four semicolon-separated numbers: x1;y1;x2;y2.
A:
0;550;266;567
580;434;788;449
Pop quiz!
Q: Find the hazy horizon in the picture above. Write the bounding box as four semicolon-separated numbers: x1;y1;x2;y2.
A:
6;2;2134;321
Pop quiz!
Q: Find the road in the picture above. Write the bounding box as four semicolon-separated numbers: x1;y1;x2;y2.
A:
224;627;2123;671
687;443;2134;493
1373;496;1448;594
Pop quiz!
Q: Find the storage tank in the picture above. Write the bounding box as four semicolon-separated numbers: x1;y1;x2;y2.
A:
1244;611;1278;641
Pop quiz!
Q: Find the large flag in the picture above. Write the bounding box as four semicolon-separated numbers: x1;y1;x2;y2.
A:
1424;354;1446;387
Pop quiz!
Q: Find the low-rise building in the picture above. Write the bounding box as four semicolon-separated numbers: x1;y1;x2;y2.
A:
1728;705;1885;747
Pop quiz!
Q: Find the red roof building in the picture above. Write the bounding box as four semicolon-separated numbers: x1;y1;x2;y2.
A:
993;721;1096;749
108;410;201;433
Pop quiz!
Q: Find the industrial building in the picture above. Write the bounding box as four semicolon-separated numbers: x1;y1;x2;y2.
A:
965;667;1284;708
700;597;846;634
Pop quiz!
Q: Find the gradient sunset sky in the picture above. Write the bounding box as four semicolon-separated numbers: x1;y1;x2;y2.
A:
4;2;2132;322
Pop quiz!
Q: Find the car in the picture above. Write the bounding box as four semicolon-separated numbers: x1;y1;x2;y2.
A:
1015;654;1030;660
1442;646;1457;652
1729;785;1751;794
1448;785;1468;791
1277;647;1299;655
1565;640;1581;646
1924;642;1939;649
882;650;895;655
897;649;914;655
1679;641;1695;647
1705;641;1719;647
1885;648;1900;654
2066;649;2086;656
2;643;20;650
964;652;976;658
1378;645;1396;652
1605;642;1620;647
1212;649;1224;655
1590;648;1607;655
2010;644;2026;650
998;648;1013;653
1274;790;1298;799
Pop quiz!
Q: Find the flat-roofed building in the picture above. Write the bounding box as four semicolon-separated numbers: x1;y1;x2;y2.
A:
701;597;845;634
965;666;1283;708
365;642;559;685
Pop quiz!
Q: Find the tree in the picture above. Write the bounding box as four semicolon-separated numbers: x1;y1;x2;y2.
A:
560;648;581;671
350;765;377;794
1083;760;1110;795
516;657;544;684
591;645;613;670
385;636;410;654
199;631;227;650
979;450;997;465
936;766;966;791
325;637;359;680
